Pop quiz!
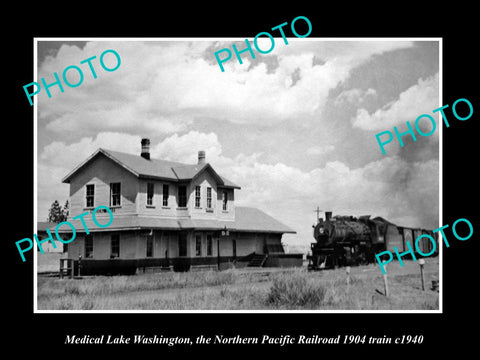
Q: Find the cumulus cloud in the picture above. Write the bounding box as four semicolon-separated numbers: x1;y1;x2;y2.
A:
334;87;377;106
151;131;223;164
37;40;416;135
306;144;335;156
40;132;141;168
351;73;439;131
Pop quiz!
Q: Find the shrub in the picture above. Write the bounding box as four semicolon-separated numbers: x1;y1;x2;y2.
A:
267;272;326;309
63;283;81;296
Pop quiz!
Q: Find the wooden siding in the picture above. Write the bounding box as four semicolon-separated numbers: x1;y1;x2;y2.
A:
68;153;237;220
68;154;138;218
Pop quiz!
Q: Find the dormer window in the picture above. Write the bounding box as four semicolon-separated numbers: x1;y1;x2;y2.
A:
86;184;94;208
110;182;121;206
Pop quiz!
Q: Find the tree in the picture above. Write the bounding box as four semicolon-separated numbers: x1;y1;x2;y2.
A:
47;200;68;223
62;200;70;222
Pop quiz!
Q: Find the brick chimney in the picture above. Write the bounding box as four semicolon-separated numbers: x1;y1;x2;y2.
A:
198;150;206;165
141;138;150;160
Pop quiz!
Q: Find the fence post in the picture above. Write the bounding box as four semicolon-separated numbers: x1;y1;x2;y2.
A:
346;266;351;287
383;264;389;297
78;255;82;278
419;258;425;291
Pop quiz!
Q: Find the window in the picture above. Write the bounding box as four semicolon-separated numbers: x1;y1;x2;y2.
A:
85;234;93;258
178;185;187;207
222;190;228;211
111;234;120;258
162;184;169;206
206;187;212;209
195;234;202;256
195;186;201;208
110;182;121;206
86;184;94;208
178;233;187;257
206;234;213;256
147;183;154;206
146;234;154;257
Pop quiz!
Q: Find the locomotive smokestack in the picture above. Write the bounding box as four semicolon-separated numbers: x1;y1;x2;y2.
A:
325;211;332;221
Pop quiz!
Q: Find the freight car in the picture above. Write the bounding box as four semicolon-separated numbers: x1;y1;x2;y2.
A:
307;211;438;270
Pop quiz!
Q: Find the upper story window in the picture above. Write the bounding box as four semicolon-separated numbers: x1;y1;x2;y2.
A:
86;184;94;208
178;185;187;208
195;186;201;208
147;183;154;206
222;190;228;211
110;182;121;207
163;184;169;206
206;187;212;209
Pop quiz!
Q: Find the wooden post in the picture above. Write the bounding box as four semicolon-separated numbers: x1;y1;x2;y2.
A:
217;237;220;270
77;256;82;278
419;259;425;291
383;264;389;297
346;266;351;287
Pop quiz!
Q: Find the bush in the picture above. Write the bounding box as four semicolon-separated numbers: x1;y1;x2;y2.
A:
64;283;81;296
267;272;326;309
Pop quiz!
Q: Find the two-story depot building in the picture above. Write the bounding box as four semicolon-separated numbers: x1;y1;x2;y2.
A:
58;139;301;274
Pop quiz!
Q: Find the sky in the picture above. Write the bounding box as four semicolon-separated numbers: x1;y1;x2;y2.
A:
36;38;440;253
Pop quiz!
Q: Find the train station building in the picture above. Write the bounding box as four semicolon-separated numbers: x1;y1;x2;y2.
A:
57;139;302;274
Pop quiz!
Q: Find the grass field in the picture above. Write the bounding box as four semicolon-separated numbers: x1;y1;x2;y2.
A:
37;257;439;311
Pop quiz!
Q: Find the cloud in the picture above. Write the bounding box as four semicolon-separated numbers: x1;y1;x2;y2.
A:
306;144;335;156
40;132;142;168
37;40;416;135
351;73;439;131
151;131;223;164
334;87;377;106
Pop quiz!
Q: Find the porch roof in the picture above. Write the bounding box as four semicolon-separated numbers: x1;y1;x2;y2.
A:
55;206;295;234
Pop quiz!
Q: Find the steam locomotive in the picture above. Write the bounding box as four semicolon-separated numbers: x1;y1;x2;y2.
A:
307;211;437;270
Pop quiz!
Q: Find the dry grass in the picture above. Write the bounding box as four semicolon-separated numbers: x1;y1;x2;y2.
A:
37;258;439;311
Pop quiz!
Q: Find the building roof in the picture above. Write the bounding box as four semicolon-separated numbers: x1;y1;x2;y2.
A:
57;206;296;234
62;148;240;189
234;207;296;233
37;221;57;232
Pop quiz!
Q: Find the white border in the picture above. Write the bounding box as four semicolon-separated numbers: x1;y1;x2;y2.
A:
33;37;443;314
